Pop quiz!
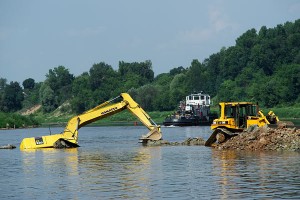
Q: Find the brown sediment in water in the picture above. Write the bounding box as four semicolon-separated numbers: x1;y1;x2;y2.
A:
146;137;206;146
0;144;16;149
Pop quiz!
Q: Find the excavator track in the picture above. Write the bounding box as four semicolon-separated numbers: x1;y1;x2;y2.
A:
53;139;80;148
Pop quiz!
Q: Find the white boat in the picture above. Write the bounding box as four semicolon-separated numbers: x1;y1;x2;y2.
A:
163;92;217;126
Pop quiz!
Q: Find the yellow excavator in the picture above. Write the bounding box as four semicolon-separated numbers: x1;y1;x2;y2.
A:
20;93;162;149
205;102;279;146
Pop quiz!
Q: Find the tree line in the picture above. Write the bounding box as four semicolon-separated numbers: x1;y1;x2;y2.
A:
0;19;299;114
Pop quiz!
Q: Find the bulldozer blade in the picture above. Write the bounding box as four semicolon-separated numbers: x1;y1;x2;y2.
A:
205;129;219;146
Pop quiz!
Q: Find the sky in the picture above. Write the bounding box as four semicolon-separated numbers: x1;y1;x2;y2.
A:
0;0;300;83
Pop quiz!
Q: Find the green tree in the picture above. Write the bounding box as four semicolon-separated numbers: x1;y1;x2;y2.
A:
39;82;57;112
273;64;300;104
70;72;96;113
169;74;187;106
169;66;186;76
186;59;208;93
0;78;7;111
0;78;7;90
43;66;74;109
22;82;41;108
46;66;74;91
119;60;154;85
129;84;159;111
152;73;174;111
22;78;35;90
89;62;116;90
203;52;221;95
1;81;24;112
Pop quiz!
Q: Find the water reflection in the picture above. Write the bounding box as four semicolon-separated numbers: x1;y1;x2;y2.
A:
211;149;300;199
76;146;162;199
21;148;79;199
2;126;300;199
211;150;237;199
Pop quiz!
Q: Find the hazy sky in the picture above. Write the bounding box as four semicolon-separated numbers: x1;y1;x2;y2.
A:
1;0;300;83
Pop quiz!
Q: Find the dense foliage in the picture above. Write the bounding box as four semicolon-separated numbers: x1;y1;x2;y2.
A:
0;112;39;128
0;19;299;114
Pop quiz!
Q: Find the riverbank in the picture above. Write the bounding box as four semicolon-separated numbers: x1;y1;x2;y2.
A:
0;112;39;129
1;106;299;129
30;110;171;127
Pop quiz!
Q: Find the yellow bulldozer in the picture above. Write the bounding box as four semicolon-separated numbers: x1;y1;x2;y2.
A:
205;102;280;146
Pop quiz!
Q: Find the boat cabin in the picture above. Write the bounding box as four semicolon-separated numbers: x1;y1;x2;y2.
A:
185;92;210;111
163;92;215;126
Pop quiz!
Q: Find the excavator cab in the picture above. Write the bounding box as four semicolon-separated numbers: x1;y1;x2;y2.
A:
205;102;279;146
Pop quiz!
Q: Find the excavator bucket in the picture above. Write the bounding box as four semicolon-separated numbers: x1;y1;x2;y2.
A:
139;127;162;143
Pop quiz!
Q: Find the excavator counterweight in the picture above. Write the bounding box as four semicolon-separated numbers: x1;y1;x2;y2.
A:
20;93;162;149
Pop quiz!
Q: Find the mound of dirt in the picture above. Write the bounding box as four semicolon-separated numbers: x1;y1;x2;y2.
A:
216;125;300;151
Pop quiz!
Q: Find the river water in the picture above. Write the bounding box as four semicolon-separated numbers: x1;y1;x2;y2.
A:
1;126;300;199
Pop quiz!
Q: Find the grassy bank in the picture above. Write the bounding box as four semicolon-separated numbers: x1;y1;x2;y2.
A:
269;107;300;125
38;107;300;127
270;107;300;118
1;106;299;129
0;112;39;129
34;110;171;127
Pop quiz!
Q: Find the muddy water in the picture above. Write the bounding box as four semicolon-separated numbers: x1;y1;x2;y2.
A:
1;126;300;199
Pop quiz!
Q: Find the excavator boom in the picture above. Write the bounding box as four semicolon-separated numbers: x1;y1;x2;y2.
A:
20;93;162;149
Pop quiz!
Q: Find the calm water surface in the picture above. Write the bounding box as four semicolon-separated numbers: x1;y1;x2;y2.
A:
1;126;300;199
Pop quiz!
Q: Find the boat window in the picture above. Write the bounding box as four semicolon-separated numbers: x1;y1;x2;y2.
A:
194;96;199;100
201;96;204;100
189;96;192;100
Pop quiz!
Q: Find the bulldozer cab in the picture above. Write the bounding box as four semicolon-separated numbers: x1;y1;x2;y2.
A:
212;102;259;131
223;103;257;128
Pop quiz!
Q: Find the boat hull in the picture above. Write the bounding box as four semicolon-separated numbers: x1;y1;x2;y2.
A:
163;116;211;126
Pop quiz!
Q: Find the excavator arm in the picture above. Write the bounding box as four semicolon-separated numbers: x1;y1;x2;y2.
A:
20;93;162;149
